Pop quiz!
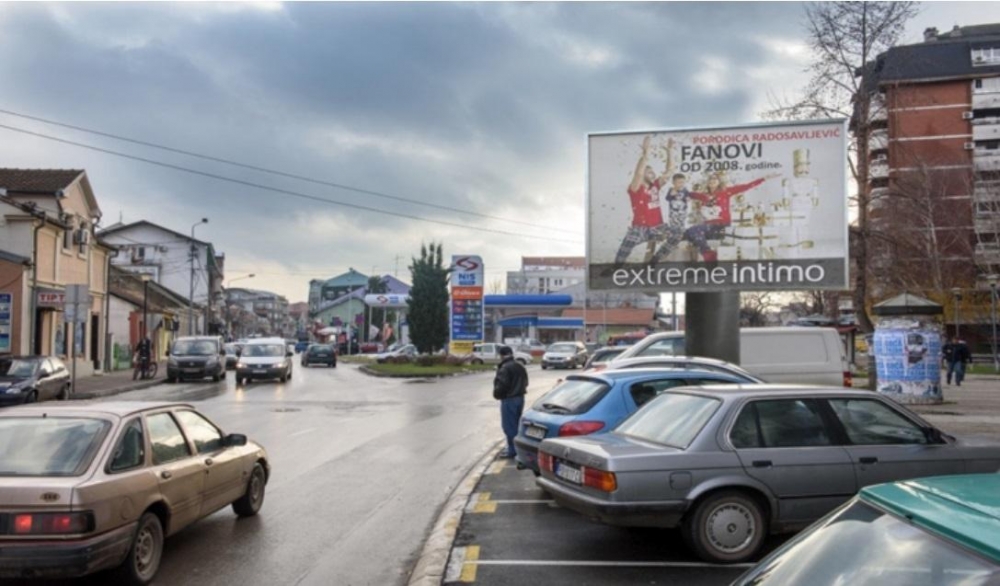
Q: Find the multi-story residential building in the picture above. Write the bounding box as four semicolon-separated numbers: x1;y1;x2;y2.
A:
0;169;114;375
224;288;291;339
506;257;585;295
862;24;1000;344
99;220;225;336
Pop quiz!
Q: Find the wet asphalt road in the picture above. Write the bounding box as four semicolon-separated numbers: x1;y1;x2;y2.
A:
28;362;563;586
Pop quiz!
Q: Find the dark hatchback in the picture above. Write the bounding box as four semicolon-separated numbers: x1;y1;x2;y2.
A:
166;336;226;383
301;344;337;367
0;356;72;405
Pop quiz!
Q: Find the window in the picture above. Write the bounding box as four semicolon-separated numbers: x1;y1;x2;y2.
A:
629;379;691;407
39;360;54;377
62;226;73;250
0;417;110;477
828;399;927;445
973;76;1000;93
147;413;191;465
175;411;224;454
109;419;145;472
532;379;610;415
972;47;1000;66
50;358;67;373
617;393;720;449
637;337;684;357
731;399;832;449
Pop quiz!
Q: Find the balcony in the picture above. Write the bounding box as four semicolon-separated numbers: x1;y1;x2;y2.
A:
973;122;1000;141
975;152;1000;172
976;216;1000;234
868;96;887;122
976;181;1000;202
976;243;1000;265
869;129;889;152
869;160;889;179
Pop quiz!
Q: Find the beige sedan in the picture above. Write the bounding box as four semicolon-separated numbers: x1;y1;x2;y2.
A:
0;401;270;585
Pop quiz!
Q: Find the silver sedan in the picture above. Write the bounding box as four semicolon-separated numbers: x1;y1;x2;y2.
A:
537;385;1000;564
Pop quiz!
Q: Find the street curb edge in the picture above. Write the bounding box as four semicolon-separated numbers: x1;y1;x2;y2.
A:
406;440;503;586
73;377;163;400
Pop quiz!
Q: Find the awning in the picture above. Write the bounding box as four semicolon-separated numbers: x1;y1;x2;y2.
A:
496;316;584;329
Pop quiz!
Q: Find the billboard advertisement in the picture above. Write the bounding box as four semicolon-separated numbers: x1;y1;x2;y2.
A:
450;255;484;354
587;119;849;292
873;319;943;404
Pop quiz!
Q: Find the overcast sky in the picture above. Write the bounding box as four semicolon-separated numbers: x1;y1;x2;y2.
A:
1;1;998;302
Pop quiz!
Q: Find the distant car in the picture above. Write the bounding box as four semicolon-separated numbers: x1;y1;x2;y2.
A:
375;344;417;363
515;369;749;474
582;347;629;370
166;336;226;383
294;340;311;354
301;344;337;368
537;385;1000;563
235;338;294;385
733;474;1000;585
0;356;72;405
471;343;532;365
541;341;588;370
359;341;385;354
0;402;269;584
223;344;241;370
505;338;546;357
598;356;765;382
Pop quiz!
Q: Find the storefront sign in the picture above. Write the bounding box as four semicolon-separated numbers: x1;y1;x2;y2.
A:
0;293;12;353
450;255;484;353
37;290;65;307
587;120;849;292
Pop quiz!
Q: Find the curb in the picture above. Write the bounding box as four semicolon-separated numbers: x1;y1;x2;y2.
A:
73;377;165;400
407;440;502;586
359;365;493;380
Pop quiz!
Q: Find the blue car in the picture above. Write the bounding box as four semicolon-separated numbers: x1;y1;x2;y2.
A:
514;368;753;473
294;340;311;354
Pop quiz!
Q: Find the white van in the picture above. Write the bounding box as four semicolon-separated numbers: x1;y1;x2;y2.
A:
611;327;850;386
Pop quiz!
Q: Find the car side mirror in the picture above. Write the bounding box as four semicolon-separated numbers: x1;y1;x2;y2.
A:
37;371;50;379
224;433;248;447
922;426;944;444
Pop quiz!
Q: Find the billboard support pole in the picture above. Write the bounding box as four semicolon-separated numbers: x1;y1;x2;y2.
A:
685;291;740;365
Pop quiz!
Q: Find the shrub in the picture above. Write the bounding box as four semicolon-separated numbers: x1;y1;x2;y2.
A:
416;354;447;367
385;355;414;365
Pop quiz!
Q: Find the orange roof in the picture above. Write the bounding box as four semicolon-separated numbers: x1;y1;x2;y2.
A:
562;308;655;326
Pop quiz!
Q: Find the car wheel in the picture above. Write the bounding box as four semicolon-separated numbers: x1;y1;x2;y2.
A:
57;384;71;401
279;372;288;383
233;463;266;517
683;490;767;564
114;511;164;586
331;361;336;368
541;364;548;370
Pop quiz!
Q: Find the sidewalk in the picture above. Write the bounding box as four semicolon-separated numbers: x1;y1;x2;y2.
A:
908;374;1000;441
71;368;165;400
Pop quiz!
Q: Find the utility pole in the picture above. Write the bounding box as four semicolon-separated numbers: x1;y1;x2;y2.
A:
189;218;208;336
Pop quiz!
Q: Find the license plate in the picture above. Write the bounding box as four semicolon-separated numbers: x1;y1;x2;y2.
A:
555;462;582;484
525;425;547;440
183;368;201;373
253;369;267;374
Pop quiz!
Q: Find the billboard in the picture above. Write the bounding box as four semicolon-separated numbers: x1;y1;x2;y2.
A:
450;255;484;354
873;320;943;404
587;120;849;292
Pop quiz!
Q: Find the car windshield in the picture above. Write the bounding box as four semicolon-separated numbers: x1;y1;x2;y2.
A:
0;417;110;476
224;344;239;354
1;359;40;378
243;344;285;357
734;500;1000;586
532;379;610;415
310;345;332;352
172;340;218;356
548;343;577;353
616;393;720;449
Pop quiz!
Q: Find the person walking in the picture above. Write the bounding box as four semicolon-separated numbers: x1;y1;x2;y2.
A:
943;336;972;386
493;345;528;459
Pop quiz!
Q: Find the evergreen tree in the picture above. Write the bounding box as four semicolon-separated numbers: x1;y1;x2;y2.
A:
407;243;450;354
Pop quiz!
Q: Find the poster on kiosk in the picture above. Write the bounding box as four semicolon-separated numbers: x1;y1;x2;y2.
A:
450;255;484;356
587;119;849;292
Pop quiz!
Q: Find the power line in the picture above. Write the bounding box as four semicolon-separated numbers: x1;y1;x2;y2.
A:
0;123;583;245
0;107;581;235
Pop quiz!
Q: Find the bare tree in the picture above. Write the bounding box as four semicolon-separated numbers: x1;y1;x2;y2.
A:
767;2;918;333
488;278;505;295
740;292;779;327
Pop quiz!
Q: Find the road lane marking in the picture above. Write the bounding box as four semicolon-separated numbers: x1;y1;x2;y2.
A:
463;559;754;569
445;546;481;583
489;499;555;504
485;462;507;475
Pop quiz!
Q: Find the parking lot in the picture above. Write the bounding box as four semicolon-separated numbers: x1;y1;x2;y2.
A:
443;455;791;586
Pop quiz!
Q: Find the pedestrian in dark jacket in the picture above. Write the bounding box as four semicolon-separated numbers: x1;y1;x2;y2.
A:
944;337;972;386
493;346;528;458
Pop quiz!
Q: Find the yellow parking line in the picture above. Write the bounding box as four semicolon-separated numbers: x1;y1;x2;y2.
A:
485;461;507;475
468;492;498;514
459;545;480;583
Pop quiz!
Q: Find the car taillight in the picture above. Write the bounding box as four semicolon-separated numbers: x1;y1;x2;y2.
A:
11;512;93;535
558;421;605;437
584;468;618;492
539;452;554;472
843;371;853;388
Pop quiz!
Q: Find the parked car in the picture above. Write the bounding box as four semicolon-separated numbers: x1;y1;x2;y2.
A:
504;338;546;357
166;336;226;383
733;474;1000;585
582;346;630;370
301;344;337;368
599;356;764;382
537;385;1000;563
611;327;851;386
375;344;417;363
515;369;751;474
0;356;72;405
236;338;294;384
294;340;311;354
541;341;589;370
471;343;532;365
0;402;269;584
359;341;385;354
223;344;241;370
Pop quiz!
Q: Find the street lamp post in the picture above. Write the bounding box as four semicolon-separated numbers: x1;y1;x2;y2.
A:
141;274;150;342
989;275;999;373
189;218;209;336
951;287;962;339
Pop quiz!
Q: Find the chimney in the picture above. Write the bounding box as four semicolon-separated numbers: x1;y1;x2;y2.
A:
951;24;962;37
924;27;938;42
